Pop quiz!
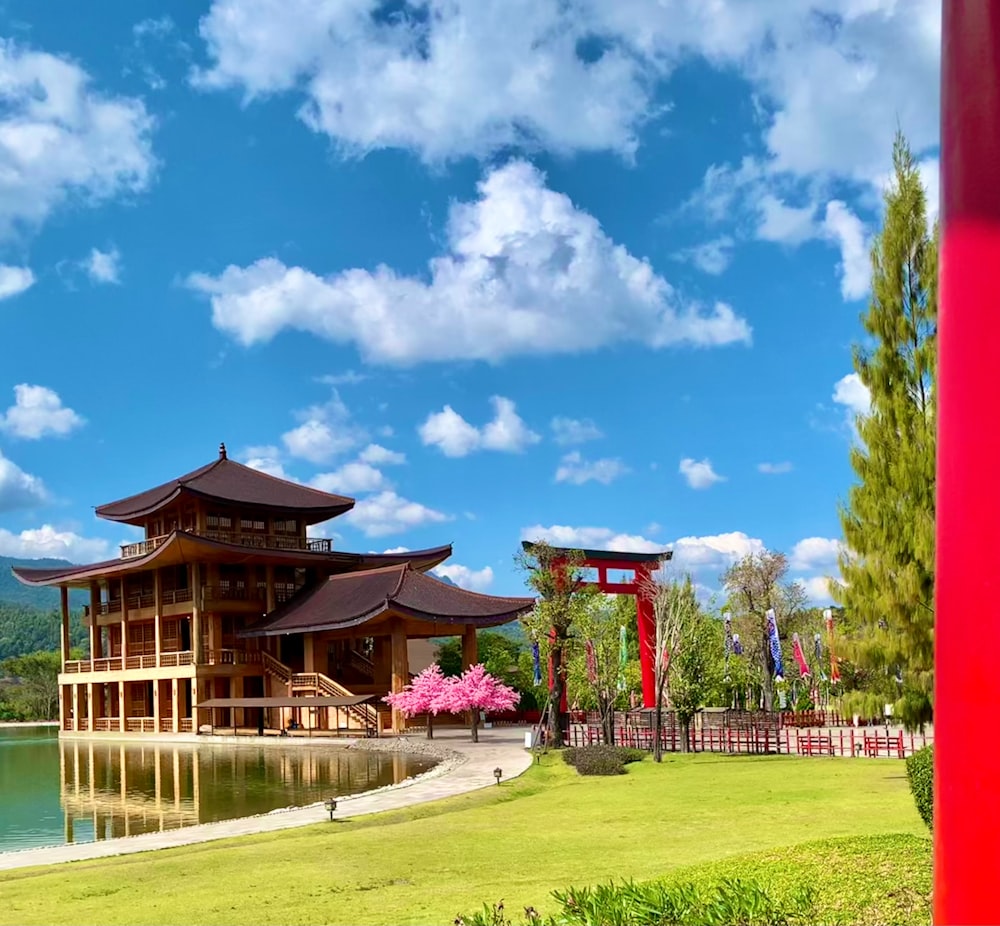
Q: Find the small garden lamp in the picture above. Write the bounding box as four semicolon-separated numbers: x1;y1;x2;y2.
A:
324;797;338;822
493;767;502;786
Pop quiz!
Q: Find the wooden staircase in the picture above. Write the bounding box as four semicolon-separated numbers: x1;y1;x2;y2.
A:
261;652;378;735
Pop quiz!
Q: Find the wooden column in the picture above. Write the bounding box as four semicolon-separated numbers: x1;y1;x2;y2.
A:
71;684;80;732
462;624;478;669
120;578;129;666
87;683;96;732
118;681;126;733
303;634;316;673
153;570;162;667
152;678;160;732
59;586;70;669
191;678;200;732
390;620;409;734
88;583;101;661
265;565;276;614
171;679;180;734
191;564;203;664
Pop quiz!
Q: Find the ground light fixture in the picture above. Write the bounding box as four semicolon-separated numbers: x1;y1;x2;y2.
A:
324;797;338;821
493;767;502;786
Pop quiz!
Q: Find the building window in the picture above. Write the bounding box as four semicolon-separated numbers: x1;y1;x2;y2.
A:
274;518;298;535
206;513;232;530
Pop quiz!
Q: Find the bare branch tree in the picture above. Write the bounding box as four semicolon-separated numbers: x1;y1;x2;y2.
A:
642;569;700;761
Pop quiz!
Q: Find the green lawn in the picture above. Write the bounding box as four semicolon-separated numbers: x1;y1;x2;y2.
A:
0;754;928;925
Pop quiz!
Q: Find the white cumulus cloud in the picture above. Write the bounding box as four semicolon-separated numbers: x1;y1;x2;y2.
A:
520;524;664;555
0;450;48;511
188;161;751;364
0;39;155;239
345;490;451;537
822;201;870;301
679;457;725;490
833;373;871;416
358;443;406;466
0;384;85;439
312;462;387;495
555;451;629;486
419;396;540;458
790;537;843;572
281;390;366;464
0;525;111;562
241;445;293;480
433;563;495;592
83;246;122;285
0;265;35;300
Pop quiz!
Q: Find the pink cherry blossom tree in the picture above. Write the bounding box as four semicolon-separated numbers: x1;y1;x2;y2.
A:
383;664;450;738
439;663;519;743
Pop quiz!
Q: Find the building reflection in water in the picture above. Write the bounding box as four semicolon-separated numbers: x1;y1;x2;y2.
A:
59;740;431;843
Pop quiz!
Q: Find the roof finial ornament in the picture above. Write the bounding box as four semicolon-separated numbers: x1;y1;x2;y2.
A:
219;442;227;460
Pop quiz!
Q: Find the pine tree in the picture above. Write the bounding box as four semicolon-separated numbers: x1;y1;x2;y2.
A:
836;131;937;730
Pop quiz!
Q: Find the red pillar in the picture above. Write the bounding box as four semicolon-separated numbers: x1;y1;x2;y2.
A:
937;4;1000;922
636;565;656;708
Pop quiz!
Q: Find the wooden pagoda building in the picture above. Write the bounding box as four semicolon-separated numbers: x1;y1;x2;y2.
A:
13;444;534;736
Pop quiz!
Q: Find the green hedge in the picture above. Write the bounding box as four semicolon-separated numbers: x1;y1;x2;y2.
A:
906;744;933;830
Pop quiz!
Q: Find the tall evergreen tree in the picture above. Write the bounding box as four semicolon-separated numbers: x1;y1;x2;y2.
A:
836;132;937;730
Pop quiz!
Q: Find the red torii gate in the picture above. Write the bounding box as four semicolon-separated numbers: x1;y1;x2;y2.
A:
523;542;672;708
937;4;1000;923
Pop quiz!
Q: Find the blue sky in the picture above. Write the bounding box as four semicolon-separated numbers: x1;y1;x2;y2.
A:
0;0;940;602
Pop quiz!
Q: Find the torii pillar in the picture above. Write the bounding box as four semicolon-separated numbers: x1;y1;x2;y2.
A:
936;3;1000;922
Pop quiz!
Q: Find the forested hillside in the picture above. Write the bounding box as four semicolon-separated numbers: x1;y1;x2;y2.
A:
0;602;88;662
0;556;88;609
0;557;89;661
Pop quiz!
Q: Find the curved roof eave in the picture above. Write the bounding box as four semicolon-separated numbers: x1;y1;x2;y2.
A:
11;531;361;588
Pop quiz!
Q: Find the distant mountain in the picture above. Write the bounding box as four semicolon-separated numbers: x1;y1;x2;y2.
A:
0;556;87;609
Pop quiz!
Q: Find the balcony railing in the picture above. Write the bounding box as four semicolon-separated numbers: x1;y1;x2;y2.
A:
63;653;194;672
204;649;262;666
120;531;334;559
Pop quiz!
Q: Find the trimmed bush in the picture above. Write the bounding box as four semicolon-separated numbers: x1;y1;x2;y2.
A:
562;744;645;770
906;744;933;830
573;751;626;776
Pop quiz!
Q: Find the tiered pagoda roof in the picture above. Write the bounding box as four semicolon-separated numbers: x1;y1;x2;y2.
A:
241;563;535;637
95;443;353;525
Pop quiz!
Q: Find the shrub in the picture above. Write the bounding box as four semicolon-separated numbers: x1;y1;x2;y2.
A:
573;751;626;776
906;744;933;830
562;745;645;770
458;877;816;925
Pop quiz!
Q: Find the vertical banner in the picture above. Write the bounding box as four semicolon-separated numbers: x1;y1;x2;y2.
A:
766;608;784;680
531;640;541;688
791;632;811;678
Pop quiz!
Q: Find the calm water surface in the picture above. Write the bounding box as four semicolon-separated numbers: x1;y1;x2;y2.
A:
0;726;434;852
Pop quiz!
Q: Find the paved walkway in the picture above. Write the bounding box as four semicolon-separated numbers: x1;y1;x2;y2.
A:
0;728;533;872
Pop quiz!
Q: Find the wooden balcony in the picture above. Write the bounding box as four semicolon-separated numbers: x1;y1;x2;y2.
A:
120;532;333;559
63;652;194;673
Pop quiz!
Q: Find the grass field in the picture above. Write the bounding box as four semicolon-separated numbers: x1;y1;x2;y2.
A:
0;753;929;925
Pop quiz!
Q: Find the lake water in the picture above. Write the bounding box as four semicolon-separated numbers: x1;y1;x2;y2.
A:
0;726;435;853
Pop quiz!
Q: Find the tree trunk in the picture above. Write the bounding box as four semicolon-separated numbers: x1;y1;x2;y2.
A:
549;638;567;748
600;696;615;746
680;718;690;753
470;711;479;743
426;714;434;740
